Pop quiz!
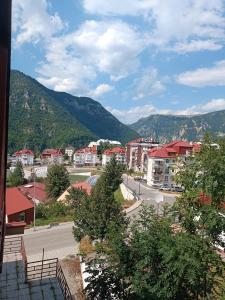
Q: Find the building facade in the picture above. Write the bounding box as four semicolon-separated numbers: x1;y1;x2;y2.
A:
126;138;160;173
147;141;194;187
102;147;126;166
65;146;74;161
41;149;63;164
74;147;99;166
14;149;34;166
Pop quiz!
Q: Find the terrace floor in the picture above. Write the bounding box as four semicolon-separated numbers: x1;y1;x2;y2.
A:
0;253;64;300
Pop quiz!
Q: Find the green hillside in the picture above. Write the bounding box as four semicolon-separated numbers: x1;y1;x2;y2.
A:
8;70;138;153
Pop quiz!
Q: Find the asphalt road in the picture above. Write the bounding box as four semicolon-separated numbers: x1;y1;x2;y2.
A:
23;222;78;260
122;174;177;217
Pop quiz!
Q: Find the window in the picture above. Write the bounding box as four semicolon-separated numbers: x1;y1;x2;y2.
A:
165;176;169;182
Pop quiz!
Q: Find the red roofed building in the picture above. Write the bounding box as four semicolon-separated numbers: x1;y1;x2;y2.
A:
72;182;92;196
14;149;34;166
74;147;99;166
6;188;34;225
19;182;47;205
126;138;159;172
102;147;126;166
147;140;194;187
41;149;63;164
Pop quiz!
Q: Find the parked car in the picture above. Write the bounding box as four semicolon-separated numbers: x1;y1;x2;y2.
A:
134;176;142;181
159;185;171;191
171;186;184;192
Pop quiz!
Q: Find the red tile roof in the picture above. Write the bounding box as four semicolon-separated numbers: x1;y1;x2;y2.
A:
41;149;63;157
75;147;97;154
6;187;34;216
19;182;47;203
72;182;92;195
14;149;34;156
148;140;194;158
104;147;125;156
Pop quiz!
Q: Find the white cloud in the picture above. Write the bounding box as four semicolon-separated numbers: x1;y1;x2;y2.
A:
72;20;148;80
89;84;114;98
12;0;65;46
83;0;225;53
36;20;147;94
108;98;225;123
132;69;166;100
176;60;225;87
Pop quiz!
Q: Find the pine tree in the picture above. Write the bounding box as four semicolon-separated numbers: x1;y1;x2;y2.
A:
45;164;70;200
8;161;24;186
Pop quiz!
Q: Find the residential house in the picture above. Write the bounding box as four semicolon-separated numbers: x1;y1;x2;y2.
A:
102;147;126;166
19;182;47;205
14;149;34;166
57;181;92;203
126;138;160;173
6;187;34;225
74;147;98;166
41;149;63;164
65;146;74;161
147;140;194;187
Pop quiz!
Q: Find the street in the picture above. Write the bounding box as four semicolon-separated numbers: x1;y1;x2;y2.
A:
23;222;78;261
122;174;177;217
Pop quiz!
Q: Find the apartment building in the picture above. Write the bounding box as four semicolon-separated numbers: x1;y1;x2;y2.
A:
41;149;63;164
102;147;126;166
147;141;194;187
126;138;159;173
74;147;99;166
14;149;34;166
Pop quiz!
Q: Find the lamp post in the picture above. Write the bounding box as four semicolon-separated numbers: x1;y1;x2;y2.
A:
155;195;163;216
32;167;36;231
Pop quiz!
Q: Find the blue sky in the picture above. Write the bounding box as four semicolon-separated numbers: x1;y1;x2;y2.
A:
12;0;225;124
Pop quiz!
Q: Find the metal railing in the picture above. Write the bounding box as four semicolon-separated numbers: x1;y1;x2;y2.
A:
57;262;73;300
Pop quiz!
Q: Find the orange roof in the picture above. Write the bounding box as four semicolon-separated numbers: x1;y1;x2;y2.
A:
104;146;125;156
15;149;34;156
6;187;34;216
72;182;92;195
75;147;97;154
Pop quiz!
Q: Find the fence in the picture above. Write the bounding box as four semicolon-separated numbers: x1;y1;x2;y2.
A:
3;236;73;300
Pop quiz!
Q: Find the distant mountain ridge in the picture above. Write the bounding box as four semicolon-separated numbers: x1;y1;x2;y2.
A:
130;111;225;142
9;70;138;153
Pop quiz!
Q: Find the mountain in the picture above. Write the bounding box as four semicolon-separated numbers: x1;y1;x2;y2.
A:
8;70;138;153
130;111;225;142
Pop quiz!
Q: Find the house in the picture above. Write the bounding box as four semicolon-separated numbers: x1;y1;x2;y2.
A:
102;147;126;166
74;147;99;166
65;146;74;161
57;181;92;203
6;187;34;225
146;140;194;187
41;149;63;164
88;139;121;149
19;182;47;205
14;149;34;166
126;138;160;173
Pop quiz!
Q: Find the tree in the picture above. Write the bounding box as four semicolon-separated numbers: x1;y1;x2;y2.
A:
84;206;225;300
175;136;225;247
8;161;24;186
66;187;87;209
45;164;70;200
73;157;125;241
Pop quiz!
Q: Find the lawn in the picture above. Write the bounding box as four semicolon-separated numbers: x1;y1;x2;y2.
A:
69;174;89;184
33;215;74;227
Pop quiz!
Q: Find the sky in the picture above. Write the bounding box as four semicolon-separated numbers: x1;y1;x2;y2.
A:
11;0;225;124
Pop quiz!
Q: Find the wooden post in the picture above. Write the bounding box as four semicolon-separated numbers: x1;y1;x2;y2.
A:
0;0;12;273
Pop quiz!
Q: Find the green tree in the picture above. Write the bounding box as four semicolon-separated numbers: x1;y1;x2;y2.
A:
73;157;125;241
45;164;70;200
85;206;225;300
66;187;87;209
8;161;24;186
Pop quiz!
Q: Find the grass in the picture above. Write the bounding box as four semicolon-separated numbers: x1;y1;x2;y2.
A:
32;215;74;227
114;188;136;209
69;175;89;184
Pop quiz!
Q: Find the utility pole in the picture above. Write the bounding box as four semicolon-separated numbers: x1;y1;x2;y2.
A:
32;167;36;231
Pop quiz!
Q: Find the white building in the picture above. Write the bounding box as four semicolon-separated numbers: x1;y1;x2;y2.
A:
65;146;74;161
41;149;63;164
14;149;34;166
102;147;126;166
74;147;99;166
126;138;160;173
88;139;121;149
147;141;195;187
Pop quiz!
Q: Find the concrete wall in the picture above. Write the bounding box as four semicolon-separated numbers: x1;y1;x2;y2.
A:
120;183;135;201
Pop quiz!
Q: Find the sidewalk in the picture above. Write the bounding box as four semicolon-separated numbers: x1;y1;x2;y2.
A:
24;221;74;236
